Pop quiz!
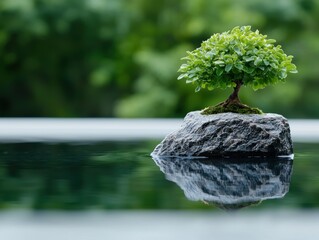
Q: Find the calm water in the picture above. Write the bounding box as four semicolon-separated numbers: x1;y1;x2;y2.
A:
0;141;317;211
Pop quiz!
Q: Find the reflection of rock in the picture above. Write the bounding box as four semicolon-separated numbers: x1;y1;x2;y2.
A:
152;155;293;210
152;111;293;157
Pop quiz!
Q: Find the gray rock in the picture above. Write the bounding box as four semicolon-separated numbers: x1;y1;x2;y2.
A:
152;111;293;157
152;155;293;209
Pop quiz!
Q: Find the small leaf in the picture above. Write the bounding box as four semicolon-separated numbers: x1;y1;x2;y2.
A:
279;70;287;79
177;73;187;80
267;39;276;44
225;64;233;72
195;86;201;92
216;68;224;76
179;64;188;70
243;56;255;62
214;60;225;66
254;57;262;66
235;63;243;70
233;46;242;55
206;51;216;58
244;67;254;74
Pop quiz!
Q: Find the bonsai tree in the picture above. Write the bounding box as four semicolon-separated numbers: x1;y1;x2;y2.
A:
178;26;297;114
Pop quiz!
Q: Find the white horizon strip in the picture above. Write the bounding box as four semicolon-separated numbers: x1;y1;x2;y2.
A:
0;118;316;143
0;210;318;240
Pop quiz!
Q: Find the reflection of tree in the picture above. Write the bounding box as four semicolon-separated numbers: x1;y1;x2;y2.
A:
153;155;293;210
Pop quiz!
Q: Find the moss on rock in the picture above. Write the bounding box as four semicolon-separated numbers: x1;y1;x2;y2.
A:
201;103;263;115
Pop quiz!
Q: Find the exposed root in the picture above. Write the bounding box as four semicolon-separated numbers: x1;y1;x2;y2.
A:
201;101;263;115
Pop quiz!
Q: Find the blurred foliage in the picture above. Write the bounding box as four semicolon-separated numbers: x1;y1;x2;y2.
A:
0;0;318;117
0;141;317;210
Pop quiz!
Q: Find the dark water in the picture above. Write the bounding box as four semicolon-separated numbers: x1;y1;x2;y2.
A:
0;141;317;211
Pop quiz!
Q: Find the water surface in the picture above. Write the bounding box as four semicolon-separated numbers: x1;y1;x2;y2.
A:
0;141;317;210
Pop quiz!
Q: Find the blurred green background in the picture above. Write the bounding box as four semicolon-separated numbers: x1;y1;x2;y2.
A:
0;0;318;118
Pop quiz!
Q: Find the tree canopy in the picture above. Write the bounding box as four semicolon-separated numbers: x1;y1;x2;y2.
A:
178;26;297;93
178;26;297;114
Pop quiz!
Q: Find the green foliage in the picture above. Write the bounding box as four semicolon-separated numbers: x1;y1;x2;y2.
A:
0;0;319;118
178;26;297;92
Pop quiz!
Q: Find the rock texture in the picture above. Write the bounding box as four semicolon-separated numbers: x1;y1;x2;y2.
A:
152;155;293;209
152;111;293;157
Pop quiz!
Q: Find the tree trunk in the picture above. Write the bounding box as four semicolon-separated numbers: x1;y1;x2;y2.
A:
223;81;242;106
202;80;262;114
